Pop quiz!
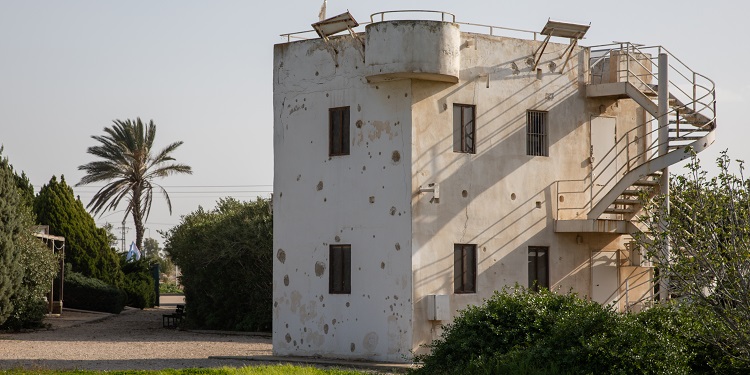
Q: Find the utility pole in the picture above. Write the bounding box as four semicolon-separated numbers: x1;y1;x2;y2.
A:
117;219;130;253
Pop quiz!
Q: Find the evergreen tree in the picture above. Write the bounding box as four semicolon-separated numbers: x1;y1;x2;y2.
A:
34;176;124;287
0;152;26;325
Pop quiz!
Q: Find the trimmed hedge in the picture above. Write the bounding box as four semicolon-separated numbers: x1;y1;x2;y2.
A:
121;259;155;309
63;267;125;314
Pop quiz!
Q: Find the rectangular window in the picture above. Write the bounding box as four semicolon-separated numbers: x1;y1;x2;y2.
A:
454;244;477;293
329;107;350;156
526;110;548;156
528;246;549;291
453;104;476;153
329;244;351;294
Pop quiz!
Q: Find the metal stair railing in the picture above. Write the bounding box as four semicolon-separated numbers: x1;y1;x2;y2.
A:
583;42;716;220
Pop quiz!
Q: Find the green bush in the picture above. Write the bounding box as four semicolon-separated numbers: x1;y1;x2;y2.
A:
121;259;155;309
413;287;693;375
63;266;125;314
164;198;272;332
159;281;183;294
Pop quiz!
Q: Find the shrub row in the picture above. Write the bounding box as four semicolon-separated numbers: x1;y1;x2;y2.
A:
63;267;126;314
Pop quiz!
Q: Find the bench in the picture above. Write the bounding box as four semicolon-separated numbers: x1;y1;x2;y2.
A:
163;304;185;328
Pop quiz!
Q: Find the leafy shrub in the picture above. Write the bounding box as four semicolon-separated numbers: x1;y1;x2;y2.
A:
63;266;125;314
159;281;183;294
120;259;155;309
413;287;693;375
164;198;272;332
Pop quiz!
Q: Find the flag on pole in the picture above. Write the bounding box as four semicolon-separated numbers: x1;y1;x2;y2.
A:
318;0;327;21
126;241;141;262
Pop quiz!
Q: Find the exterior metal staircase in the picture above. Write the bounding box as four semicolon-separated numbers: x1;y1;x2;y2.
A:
585;43;717;222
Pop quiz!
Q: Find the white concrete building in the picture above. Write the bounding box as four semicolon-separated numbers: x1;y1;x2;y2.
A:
272;11;716;362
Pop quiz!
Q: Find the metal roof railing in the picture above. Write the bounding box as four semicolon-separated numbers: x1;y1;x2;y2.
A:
280;10;539;42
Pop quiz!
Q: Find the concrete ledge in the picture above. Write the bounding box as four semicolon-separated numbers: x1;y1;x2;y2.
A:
555;219;637;233
210;355;416;372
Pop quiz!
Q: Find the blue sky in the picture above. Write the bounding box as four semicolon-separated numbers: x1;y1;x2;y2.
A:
1;1;747;245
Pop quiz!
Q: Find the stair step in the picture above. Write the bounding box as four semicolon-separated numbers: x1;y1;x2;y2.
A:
622;189;646;196
604;208;635;214
614;199;639;205
669;136;704;141
633;179;659;187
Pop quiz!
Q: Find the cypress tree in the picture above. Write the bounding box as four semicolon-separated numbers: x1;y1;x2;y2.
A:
0;152;27;325
34;176;123;287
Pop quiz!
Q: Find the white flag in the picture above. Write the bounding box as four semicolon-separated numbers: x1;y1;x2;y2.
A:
318;0;327;21
126;241;141;261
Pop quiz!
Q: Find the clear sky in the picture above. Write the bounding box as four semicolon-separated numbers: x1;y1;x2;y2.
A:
1;1;747;247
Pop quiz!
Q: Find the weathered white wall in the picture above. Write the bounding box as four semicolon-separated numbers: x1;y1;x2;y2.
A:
274;20;647;361
273;35;414;362
408;33;608;353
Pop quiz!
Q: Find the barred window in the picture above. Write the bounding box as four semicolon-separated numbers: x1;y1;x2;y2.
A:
329;107;350;156
454;244;477;293
526;110;548;156
329;244;351;294
453;104;476;153
528;246;549;291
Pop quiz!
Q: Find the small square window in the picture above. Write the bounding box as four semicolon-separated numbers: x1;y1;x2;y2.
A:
528;246;549;291
329;107;350;156
454;244;477;293
453;104;476;153
526;110;548;156
329;244;351;294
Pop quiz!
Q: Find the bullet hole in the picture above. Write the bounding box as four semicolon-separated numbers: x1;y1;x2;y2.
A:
314;261;326;277
380;262;385;269
326;93;329;97
394;295;399;300
319;295;324;302
324;324;329;334
391;150;401;163
405;93;408;97
279;192;282;197
335;235;340;242
390;206;397;215
462;190;468;198
369;196;375;204
536;201;542;208
379;152;382;155
395;243;401;251
283;275;289;286
285;333;292;343
332;319;337;325
443;103;448;111
387;95;391;99
317;181;323;191
293;340;297;346
483;247;487;252
375;85;379;90
304;327;307;332
286;323;288;328
323;198;327;202
274;301;278;307
362;166;366;171
559;195;565;203
511;193;517;200
350;343;356;352
346;302;350;307
358;104;361;112
315;71;319;76
356;119;363;128
296;174;301;181
277;249;286;264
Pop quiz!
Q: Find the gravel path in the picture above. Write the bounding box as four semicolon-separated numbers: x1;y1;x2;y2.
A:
0;307;273;371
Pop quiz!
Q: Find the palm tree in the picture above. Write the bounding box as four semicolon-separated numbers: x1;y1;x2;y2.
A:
77;118;192;250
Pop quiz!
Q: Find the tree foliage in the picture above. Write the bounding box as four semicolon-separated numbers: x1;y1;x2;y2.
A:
415;287;696;375
34;176;124;287
638;151;750;368
76;118;192;250
0;152;28;325
164;197;272;331
0;150;57;328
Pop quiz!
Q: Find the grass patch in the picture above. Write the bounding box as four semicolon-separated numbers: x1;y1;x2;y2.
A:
0;365;367;375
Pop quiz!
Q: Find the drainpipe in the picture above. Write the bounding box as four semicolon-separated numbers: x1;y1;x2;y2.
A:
657;53;670;301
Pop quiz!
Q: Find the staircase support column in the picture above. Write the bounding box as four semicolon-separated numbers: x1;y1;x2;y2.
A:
658;53;671;301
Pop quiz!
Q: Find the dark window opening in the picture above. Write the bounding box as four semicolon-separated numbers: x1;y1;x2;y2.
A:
453;104;476;153
526;110;548;156
329;107;350;156
329;244;351;294
528;246;549;291
454;244;477;293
